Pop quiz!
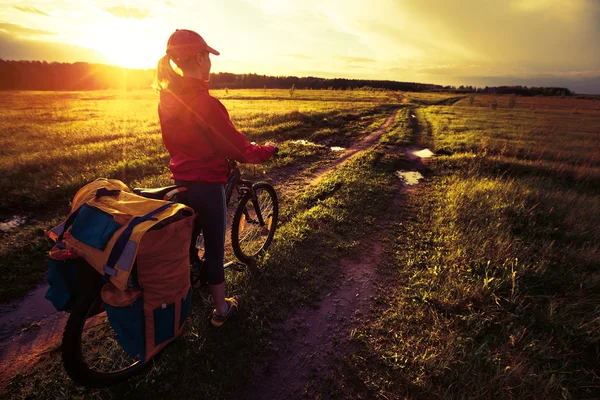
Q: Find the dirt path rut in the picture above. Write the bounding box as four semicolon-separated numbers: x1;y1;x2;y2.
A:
235;106;434;399
235;242;383;399
308;109;399;186
1;107;417;394
233;108;417;399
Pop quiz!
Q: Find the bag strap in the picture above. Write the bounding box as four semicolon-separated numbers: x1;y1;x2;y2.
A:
103;202;175;276
56;204;84;246
96;187;121;198
56;187;121;245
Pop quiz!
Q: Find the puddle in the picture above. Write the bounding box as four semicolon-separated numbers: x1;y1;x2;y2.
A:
330;146;346;151
289;139;319;146
395;170;424;186
0;284;56;338
411;148;434;158
0;215;26;232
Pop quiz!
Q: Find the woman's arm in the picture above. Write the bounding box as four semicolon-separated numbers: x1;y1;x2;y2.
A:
196;96;276;164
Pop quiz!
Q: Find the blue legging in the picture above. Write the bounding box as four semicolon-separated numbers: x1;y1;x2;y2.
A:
175;181;226;285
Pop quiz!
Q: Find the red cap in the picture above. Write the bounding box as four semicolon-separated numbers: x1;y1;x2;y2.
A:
166;29;220;61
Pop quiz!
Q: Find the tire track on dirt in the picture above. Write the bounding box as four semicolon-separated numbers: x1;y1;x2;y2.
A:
0;108;404;393
234;241;384;400
307;108;400;186
234;106;438;399
233;108;405;399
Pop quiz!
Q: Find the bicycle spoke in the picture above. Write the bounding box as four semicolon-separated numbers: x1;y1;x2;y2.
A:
236;188;275;256
232;183;277;264
80;312;140;373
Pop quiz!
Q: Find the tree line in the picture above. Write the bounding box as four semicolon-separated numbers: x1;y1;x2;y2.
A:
0;59;573;96
0;60;153;91
453;84;573;97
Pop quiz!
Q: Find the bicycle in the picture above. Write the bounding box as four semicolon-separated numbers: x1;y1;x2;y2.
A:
135;158;279;274
61;159;278;387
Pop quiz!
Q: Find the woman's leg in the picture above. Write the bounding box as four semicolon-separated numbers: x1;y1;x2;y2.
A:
209;283;227;314
176;181;227;312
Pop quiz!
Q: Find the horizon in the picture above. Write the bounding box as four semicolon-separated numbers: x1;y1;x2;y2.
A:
1;0;599;94
0;59;584;95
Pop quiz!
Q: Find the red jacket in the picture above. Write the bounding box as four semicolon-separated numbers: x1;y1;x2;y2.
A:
158;77;275;183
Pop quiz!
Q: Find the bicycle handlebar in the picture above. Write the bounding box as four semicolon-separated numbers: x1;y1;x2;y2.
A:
226;143;278;167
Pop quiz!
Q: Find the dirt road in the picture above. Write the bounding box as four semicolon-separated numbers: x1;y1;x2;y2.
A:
0;106;434;394
234;107;434;399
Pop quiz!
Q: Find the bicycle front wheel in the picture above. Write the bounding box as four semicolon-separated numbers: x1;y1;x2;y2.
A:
62;293;146;387
231;182;278;267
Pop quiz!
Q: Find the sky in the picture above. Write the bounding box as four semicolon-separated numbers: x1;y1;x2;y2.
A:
1;0;599;93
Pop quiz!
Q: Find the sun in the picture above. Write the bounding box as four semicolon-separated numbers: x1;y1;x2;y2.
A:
87;20;162;69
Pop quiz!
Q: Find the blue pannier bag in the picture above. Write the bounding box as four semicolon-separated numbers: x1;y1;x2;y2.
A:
45;258;78;312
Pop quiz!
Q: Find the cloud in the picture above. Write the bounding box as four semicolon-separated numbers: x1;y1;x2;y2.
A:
13;6;50;16
394;0;600;70
416;64;484;76
0;31;108;64
280;53;313;60
0;22;56;37
103;6;151;20
334;56;376;63
510;0;587;21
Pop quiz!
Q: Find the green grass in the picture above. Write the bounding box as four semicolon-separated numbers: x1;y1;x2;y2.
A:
0;88;399;302
4;90;599;399
380;108;414;146
332;99;600;399
6;141;398;399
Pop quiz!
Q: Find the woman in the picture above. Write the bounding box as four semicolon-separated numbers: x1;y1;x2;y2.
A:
154;29;277;327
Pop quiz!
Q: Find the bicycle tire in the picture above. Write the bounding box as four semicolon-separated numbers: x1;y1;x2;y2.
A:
62;293;147;387
231;182;278;268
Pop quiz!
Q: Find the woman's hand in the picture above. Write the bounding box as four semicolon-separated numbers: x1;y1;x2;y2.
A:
265;142;278;154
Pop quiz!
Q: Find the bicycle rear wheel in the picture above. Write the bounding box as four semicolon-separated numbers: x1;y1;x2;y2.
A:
231;182;278;268
62;293;146;387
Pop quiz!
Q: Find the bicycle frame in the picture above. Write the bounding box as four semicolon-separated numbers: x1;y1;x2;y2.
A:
186;160;269;271
225;161;267;226
134;160;269;270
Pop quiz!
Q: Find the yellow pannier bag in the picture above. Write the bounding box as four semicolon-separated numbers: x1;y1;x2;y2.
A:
48;178;194;291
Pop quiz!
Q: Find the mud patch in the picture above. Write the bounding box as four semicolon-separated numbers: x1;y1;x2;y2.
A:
0;284;66;388
234;242;382;399
0;312;67;389
0;283;68;389
0;284;56;338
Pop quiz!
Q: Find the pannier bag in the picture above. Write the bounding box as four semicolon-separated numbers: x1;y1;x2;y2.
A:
45;178;195;362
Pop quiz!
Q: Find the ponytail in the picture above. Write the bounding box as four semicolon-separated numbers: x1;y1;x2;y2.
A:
152;55;183;92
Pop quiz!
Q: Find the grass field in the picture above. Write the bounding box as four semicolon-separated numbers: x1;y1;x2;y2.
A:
336;95;600;399
0;88;400;302
2;89;599;399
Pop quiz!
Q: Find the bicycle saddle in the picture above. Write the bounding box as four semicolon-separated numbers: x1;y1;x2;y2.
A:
133;185;183;200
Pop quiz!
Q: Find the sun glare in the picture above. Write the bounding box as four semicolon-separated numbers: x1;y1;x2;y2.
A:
87;21;162;69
